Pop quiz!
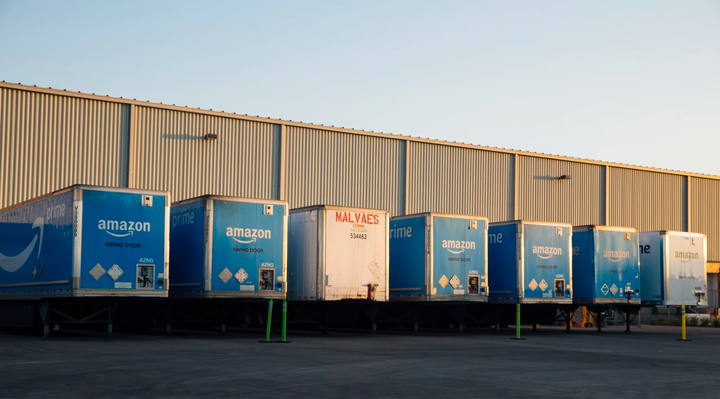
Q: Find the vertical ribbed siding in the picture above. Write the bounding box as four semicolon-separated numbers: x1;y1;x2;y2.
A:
609;167;683;232
690;177;720;261
517;156;602;225
3;83;720;263
407;142;512;222
133;106;279;202
287;126;404;215
0;88;129;208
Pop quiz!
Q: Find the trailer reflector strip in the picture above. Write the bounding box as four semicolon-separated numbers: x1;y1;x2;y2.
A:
0;280;70;288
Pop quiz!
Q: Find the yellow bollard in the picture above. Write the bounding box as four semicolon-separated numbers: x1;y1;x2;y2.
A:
676;304;691;341
681;304;686;340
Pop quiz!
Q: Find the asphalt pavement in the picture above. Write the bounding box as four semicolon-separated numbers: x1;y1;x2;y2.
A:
0;325;717;398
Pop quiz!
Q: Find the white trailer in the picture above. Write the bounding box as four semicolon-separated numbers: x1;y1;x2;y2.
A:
640;231;707;306
288;205;389;301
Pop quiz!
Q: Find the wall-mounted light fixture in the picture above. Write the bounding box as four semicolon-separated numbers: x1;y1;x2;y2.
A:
558;175;571;180
204;133;218;140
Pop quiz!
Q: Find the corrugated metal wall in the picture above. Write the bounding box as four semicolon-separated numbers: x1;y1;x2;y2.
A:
407;142;512;221
286;126;405;215
132;106;281;203
517;156;603;225
690;177;720;261
0;87;129;208
3;84;720;259
609;167;684;232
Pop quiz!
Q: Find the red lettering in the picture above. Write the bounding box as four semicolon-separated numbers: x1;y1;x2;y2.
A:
335;211;381;224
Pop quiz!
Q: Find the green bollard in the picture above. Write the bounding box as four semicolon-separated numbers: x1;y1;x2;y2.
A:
276;299;291;343
511;303;526;340
259;298;273;343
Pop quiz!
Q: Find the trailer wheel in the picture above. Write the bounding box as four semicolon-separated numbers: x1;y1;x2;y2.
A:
244;310;252;326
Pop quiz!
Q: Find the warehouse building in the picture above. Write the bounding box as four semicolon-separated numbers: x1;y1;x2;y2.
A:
1;81;718;313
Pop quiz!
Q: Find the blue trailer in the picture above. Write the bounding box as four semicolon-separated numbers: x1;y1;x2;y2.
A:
170;196;287;299
488;220;572;304
390;213;488;301
0;185;169;299
572;226;640;305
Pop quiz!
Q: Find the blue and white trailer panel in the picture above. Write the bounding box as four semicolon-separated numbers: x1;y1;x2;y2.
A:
640;231;707;306
389;213;488;301
288;205;389;301
0;185;169;299
169;196;287;298
488;220;572;304
572;226;640;305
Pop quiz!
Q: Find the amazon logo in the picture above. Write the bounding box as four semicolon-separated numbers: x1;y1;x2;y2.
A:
603;250;631;263
442;239;476;254
98;219;151;237
675;251;699;263
533;245;562;259
225;227;272;244
0;217;44;273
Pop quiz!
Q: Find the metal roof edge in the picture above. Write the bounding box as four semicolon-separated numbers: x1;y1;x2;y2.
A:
572;225;638;233
0;184;169;213
2;81;718;180
171;194;287;207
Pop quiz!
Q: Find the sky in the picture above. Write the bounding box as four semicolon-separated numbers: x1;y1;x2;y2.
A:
1;0;719;175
